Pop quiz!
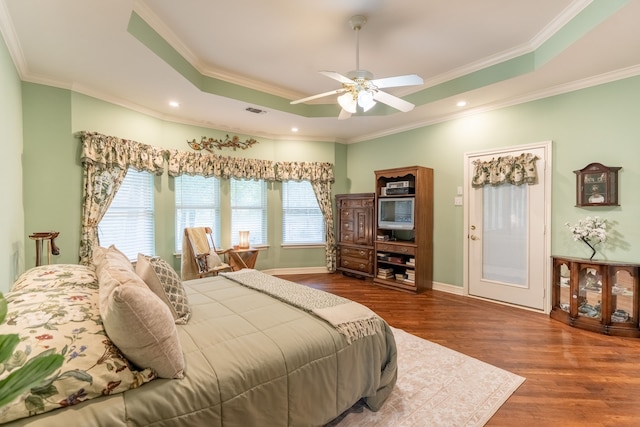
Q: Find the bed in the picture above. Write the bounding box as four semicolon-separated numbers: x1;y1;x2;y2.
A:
0;249;397;426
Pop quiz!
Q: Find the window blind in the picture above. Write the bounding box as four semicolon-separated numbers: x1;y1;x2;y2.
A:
98;169;155;260
230;178;267;246
282;180;325;244
175;175;221;251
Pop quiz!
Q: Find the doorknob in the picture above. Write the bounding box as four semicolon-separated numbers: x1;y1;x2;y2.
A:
470;235;480;240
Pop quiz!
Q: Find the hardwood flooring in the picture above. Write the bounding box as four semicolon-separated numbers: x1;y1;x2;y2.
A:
280;272;640;427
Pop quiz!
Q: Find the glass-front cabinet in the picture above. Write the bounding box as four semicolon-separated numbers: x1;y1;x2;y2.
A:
551;256;640;337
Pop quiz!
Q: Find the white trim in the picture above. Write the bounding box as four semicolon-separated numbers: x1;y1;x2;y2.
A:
262;266;329;275
432;281;464;296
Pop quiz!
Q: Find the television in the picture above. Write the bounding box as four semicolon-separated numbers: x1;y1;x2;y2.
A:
378;197;415;230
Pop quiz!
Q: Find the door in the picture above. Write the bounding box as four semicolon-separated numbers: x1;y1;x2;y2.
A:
465;142;551;311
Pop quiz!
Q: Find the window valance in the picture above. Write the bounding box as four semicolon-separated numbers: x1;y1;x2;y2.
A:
80;131;165;175
472;153;538;187
274;161;335;183
166;149;276;181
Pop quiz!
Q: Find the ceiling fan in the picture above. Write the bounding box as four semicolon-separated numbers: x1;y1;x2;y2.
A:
291;15;423;120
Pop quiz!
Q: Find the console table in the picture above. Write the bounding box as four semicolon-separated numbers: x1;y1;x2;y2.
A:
550;256;640;337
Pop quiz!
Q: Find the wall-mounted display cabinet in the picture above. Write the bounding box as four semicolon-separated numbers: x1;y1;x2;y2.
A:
550;256;640;337
574;163;621;207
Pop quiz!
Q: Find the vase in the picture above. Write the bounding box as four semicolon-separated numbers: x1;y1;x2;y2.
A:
581;237;596;260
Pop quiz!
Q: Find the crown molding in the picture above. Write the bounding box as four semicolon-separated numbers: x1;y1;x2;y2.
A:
0;1;27;79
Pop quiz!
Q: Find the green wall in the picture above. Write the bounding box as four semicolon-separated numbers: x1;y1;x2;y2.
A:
21;88;337;273
347;76;640;287
12;70;640;292
0;34;24;293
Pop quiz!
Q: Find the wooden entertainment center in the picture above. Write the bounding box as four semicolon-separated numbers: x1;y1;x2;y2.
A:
373;166;433;293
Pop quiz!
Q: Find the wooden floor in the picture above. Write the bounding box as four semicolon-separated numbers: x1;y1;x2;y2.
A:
280;272;640;427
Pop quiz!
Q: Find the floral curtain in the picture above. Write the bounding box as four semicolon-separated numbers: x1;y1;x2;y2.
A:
79;132;166;265
471;153;538;187
275;161;336;272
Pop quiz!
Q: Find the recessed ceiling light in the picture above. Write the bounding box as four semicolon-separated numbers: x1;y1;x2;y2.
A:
169;101;180;108
291;127;299;132
456;100;467;107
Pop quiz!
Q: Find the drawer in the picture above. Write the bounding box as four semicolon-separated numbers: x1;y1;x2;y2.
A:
341;246;372;261
340;199;366;208
376;243;416;256
340;256;372;273
341;231;354;243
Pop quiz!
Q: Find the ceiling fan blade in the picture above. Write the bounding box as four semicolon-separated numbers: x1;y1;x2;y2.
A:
371;74;424;89
290;88;346;105
373;90;415;112
338;109;352;120
319;71;355;85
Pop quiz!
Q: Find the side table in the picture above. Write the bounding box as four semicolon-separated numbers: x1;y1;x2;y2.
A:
229;247;259;270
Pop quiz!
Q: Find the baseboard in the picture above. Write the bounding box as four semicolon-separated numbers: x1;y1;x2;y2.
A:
432;281;464;295
262;266;330;275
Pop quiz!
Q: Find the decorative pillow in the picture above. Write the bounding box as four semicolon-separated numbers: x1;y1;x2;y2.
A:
136;254;192;324
93;244;133;272
0;264;155;425
99;269;185;379
207;249;223;268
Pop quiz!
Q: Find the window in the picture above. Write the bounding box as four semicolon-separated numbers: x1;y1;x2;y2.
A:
282;180;325;244
98;168;154;260
230;178;267;246
175;175;221;251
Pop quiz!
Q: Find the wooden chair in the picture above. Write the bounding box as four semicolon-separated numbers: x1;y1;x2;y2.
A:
182;227;234;280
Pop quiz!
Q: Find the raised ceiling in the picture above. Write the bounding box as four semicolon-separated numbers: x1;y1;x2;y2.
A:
1;0;639;143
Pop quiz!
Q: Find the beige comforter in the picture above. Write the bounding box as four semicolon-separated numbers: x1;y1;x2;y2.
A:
7;275;397;426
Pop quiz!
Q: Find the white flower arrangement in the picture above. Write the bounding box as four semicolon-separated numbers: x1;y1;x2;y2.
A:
565;216;608;259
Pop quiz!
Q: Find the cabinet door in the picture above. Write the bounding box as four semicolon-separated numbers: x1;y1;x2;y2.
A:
575;263;605;321
609;267;637;325
552;258;571;314
353;208;372;245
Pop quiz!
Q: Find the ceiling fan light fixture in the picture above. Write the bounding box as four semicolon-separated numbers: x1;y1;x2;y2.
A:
338;92;357;113
358;90;376;112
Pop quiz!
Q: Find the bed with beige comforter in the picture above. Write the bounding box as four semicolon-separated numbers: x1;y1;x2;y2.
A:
1;265;396;426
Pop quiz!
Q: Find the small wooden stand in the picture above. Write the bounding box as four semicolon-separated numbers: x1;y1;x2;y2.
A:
29;232;60;266
229;247;259;270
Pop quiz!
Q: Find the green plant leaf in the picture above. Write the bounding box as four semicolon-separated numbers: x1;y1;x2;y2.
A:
0;334;20;364
0;293;7;324
0;353;64;408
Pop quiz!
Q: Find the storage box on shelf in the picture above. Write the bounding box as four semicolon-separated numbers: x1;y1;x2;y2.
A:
373;166;433;293
550;256;640;337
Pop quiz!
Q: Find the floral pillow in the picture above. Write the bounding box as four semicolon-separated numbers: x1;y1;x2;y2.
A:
0;265;155;424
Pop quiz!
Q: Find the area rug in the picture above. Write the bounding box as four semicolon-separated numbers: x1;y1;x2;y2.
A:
329;327;525;427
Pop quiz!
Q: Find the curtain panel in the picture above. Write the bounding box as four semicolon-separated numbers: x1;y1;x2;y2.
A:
471;153;538;187
79;132;166;265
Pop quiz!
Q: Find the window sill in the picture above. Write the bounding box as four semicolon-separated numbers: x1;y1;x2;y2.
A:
281;243;326;249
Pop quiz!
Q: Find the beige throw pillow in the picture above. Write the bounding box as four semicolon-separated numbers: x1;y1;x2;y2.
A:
207;249;223;268
99;269;185;379
136;254;192;324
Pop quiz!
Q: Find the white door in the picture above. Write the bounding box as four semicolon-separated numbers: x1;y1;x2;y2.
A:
465;142;551;311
